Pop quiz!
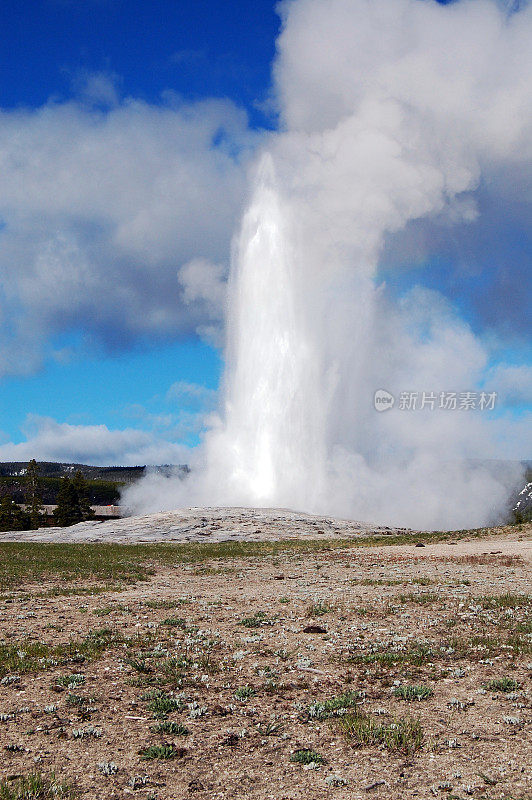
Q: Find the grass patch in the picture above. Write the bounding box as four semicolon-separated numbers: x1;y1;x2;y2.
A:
234;685;256;701
161;617;188;628
347;643;434;667
479;594;531;610
256;721;283;736
308;691;362;719
306;600;332;617
143;691;183;719
338;709;423;756
123;656;151;674
0;772;76;799
290;749;326;765
448;633;532;659
139;744;180;760
239;611;275;628
399;593;439;605
351;577;436;587
55;673;85;689
0;543;153;589
29;584;124;599
150;721;189;736
484;677;521;693
348;629;532;668
393;685;433;701
144;599;190;609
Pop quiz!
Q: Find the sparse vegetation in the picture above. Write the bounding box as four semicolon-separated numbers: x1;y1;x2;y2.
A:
394;684;433;701
0;773;76;799
0;627;155;679
0;526;512;588
485;677;521;693
290;749;326;765
306;600;332;616
161;616;188;628
239;610;275;628
308;691;362;719
338;709;423;755
346;643;434;667
479;594;531;610
139;744;180;760
234;685;256;700
144;691;183;719
55;673;85;689
399;592;439;605
150;720;189;736
0;520;529;798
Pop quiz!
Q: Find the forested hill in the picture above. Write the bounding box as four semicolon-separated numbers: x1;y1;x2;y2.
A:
0;462;188;506
0;462;187;482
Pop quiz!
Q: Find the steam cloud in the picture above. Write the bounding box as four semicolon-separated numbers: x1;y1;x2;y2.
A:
125;0;532;530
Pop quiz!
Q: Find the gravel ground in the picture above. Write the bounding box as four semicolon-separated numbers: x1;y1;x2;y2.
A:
0;518;530;799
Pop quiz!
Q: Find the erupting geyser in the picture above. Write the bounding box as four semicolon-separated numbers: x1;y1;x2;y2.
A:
125;0;531;529
209;154;328;509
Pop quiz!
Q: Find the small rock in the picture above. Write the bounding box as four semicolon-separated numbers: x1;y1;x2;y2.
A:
364;780;386;791
325;775;348;787
98;762;118;776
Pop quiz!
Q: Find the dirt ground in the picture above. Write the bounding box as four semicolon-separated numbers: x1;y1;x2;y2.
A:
0;529;530;799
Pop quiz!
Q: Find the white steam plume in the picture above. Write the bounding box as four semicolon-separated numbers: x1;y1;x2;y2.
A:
124;0;531;529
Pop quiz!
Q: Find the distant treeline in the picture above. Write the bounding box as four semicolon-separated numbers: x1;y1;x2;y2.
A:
0;461;188;509
0;476;120;506
0;462;149;482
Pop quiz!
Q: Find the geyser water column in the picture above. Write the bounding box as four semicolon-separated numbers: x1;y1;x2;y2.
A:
208;154;328;509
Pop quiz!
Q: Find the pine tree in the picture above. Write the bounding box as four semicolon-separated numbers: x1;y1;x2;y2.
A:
0;496;29;531
53;473;95;527
53;478;80;527
25;459;44;529
72;471;94;521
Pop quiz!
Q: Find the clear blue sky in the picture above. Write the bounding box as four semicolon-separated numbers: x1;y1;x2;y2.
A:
0;0;529;465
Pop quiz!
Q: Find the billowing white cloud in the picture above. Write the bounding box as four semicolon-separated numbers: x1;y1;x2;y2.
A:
0;415;191;466
177;258;228;345
0;90;259;375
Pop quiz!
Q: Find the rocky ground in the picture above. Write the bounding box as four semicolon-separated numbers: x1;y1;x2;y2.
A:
0;516;530;799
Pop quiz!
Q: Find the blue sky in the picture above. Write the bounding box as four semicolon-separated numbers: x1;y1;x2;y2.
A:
0;0;279;126
0;0;530;466
0;0;276;459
